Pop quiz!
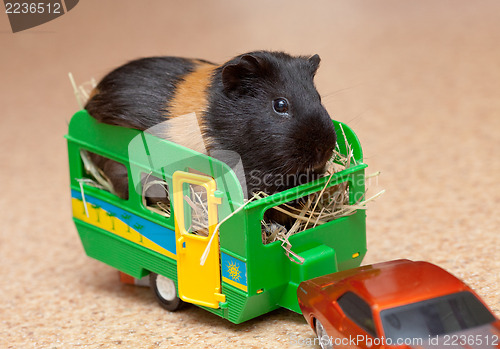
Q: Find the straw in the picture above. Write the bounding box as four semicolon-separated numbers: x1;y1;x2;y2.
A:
141;172;171;217
68;73;96;108
80;150;117;194
260;128;384;263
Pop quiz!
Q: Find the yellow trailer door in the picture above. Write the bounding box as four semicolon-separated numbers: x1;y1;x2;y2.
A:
172;171;225;308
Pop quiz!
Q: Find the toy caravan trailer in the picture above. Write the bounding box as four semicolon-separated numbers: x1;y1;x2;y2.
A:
66;110;367;324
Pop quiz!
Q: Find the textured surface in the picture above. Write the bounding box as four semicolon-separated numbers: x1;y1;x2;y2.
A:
1;1;499;348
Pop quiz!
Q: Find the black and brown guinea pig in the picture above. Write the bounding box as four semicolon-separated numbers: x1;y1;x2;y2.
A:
85;51;337;199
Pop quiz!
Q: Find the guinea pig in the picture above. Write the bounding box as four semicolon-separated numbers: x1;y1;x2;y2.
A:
85;51;337;199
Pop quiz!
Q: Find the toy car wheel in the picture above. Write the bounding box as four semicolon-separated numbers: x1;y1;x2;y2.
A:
315;319;333;349
150;273;185;311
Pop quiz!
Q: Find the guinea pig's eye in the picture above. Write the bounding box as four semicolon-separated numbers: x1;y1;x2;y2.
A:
273;98;289;115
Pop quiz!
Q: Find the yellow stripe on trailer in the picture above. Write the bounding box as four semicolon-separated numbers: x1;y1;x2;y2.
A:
72;198;176;260
222;276;248;292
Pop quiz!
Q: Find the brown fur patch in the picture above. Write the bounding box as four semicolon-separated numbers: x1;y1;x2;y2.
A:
165;62;215;154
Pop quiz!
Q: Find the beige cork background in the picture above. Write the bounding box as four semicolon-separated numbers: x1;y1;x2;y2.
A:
1;1;499;348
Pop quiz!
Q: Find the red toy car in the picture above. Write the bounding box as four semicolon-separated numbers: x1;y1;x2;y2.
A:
298;259;500;349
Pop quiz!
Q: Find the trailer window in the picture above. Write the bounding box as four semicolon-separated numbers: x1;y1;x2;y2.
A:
141;172;171;218
261;180;351;244
183;183;209;237
80;149;129;199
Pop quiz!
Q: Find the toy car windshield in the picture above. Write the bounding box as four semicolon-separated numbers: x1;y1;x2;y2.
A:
380;291;496;341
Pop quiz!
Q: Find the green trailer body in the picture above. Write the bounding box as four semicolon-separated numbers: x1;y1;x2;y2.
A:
66;110;367;324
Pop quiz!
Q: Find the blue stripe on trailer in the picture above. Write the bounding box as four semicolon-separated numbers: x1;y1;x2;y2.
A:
71;189;176;255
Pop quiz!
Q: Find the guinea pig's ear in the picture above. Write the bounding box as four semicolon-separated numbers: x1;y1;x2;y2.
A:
222;54;266;93
308;54;321;76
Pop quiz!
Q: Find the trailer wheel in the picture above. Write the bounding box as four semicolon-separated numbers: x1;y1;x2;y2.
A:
315;319;333;349
150;273;185;311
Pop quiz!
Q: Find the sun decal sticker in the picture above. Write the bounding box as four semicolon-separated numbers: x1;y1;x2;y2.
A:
221;252;247;291
227;260;241;281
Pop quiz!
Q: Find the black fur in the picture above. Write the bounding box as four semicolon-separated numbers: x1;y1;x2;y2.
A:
86;57;203;129
206;51;337;194
85;51;337;197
